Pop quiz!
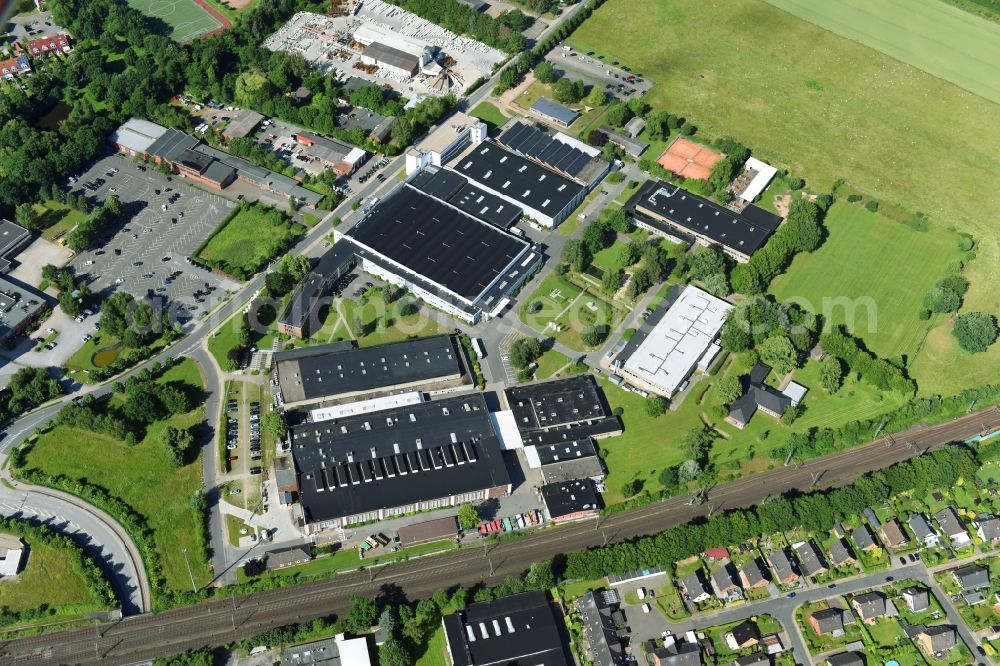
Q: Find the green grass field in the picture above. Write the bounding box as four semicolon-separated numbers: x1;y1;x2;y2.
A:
24;360;212;592
33;200;87;242
567;0;1000;393
125;0;223;42
197;203;304;278
763;0;1000;104
770;202;963;363
0;536;108;618
469;102;509;131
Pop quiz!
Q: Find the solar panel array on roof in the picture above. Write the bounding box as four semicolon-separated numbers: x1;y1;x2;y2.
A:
498;121;593;179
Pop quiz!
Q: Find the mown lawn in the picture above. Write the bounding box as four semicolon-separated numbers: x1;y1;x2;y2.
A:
413;625;447;666
197;203;304;278
520;274;584;333
338;298;451;348
769;202;966;391
469;102;509;131
24;360;213;592
33;200;87;242
568;0;1000;395
0;534;108;617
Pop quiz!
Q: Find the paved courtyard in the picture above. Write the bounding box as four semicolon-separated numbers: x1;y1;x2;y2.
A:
70;155;240;321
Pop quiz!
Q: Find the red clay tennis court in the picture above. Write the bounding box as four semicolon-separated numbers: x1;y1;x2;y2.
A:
656;137;723;180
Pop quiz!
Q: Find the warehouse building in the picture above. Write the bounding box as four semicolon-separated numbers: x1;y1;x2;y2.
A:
443;591;572;666
409;166;521;230
625;179;782;263
0;220;32;274
336;174;541;323
221;110;264;140
353;25;430;78
496;120;609;190
273;334;468;409
612;285;732;398
292;393;511;532
449;141;586;228
541;478;600;523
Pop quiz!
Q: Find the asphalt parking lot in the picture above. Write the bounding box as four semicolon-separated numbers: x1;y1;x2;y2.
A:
69;155;240;320
545;47;653;101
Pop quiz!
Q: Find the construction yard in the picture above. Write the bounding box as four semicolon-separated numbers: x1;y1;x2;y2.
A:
263;1;505;96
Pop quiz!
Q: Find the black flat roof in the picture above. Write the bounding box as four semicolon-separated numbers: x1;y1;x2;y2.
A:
409;167;521;230
451;142;584;218
275;335;462;404
347;183;529;302
443;591;572;666
292;393;510;523
541;478;600;518
627;179;778;256
505;376;613;431
535;438;597;465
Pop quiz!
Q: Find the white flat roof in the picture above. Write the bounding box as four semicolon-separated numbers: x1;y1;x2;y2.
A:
552;131;600;157
310;391;424;422
622;285;732;396
111;118;167;154
737;156;778;203
489;409;523;450
344;147;367;164
335;635;372;665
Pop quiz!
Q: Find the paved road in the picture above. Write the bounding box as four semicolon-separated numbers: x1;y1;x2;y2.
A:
0;480;150;615
4;406;998;664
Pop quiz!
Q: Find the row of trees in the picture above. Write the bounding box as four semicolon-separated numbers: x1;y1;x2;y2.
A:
820;328;916;395
0;367;63;425
566;445;978;579
65;195;123;252
383;0;529;53
730;197;827;294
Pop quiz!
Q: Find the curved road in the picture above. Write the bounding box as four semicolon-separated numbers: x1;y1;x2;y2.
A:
3;405;998;664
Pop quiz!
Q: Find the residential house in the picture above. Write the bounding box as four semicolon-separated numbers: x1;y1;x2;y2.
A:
850;592;886;624
766;549;799;585
934;506;971;548
828;539;856;567
901;587;929;613
976;514;1000;543
916;625;956;654
908;514;940;548
724;621;760;650
826;653;865;666
879;519;909;550
577;590;627;666
704;547;729;561
680;570;712;604
761;634;784;655
792;541;828;578
738;558;771;589
953;563;990;607
650;639;701;666
733;654;769;666
808;608;845;636
725;364;793;429
711;563;743;602
851;524;879;552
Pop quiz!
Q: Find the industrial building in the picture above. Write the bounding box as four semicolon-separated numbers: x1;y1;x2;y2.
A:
110;118;325;205
541;478;600;523
276;242;357;339
530;96;580;128
293;131;368;176
612;285;732;398
409;166;521;230
291;392;511;532
495;120;609;190
220;110;264;140
273;335;469;409
500;376;622;483
336;172;541;323
405;111;487;175
625;179;782;263
442;591;572;666
0;276;49;347
450;141;586;228
281;634;372;666
0;220;32;274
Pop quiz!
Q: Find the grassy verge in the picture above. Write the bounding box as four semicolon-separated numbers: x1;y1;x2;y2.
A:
21;360;213;593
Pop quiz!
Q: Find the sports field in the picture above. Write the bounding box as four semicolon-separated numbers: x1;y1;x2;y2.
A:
763;0;1000;104
770;202;962;364
125;0;228;42
568;0;1000;392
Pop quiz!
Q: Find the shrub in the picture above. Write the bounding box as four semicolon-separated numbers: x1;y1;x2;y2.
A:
864;200;879;213
953;312;999;353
